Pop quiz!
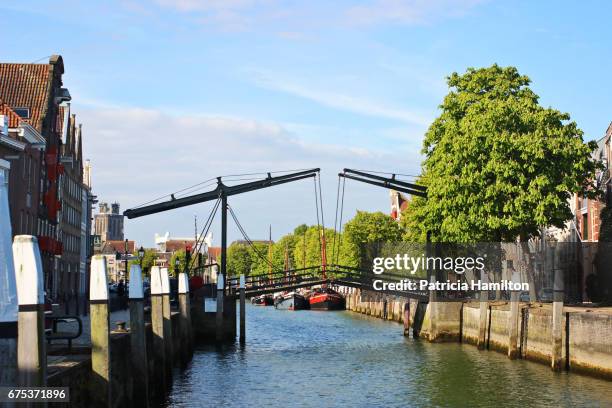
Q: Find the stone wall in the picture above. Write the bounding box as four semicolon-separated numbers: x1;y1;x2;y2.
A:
344;287;612;381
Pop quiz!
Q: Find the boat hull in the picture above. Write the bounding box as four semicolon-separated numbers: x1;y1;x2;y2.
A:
275;293;310;310
309;293;346;311
251;295;274;306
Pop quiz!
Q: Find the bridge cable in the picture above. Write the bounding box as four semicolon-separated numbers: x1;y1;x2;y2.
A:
188;197;221;273
331;175;341;266
227;204;280;274
335;176;346;266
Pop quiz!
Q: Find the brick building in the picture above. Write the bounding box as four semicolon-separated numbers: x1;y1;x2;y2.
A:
0;102;46;237
0;55;92;302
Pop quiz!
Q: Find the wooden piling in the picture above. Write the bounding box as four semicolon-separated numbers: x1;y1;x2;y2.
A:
160;268;173;381
128;265;149;407
507;271;521;359
178;272;192;364
149;266;167;399
477;272;489;350
90;255;111;407
239;275;246;345
551;247;565;371
13;236;46;392
0;208;18;392
216;274;224;343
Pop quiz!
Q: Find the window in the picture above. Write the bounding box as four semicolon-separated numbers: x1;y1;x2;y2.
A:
583;214;589;240
12;107;30;119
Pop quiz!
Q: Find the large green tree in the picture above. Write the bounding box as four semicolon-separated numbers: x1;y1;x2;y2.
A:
403;65;600;243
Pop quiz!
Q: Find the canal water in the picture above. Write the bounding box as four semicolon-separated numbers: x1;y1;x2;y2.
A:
166;304;612;407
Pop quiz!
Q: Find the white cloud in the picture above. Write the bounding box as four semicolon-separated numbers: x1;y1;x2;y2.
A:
251;73;432;126
151;0;485;32
345;0;485;26
78;106;421;245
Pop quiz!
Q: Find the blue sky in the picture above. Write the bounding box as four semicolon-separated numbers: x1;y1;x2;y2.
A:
1;1;611;246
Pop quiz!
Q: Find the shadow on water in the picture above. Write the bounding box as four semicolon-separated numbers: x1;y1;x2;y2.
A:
166;304;612;408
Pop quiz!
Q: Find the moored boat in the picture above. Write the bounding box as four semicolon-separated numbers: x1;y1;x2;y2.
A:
251;294;274;306
274;291;310;310
308;287;345;310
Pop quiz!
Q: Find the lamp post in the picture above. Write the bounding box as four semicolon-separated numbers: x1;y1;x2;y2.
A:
124;238;129;285
138;246;145;268
174;257;180;277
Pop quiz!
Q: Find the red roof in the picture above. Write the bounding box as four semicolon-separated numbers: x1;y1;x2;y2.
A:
102;240;136;255
0;101;22;128
165;239;196;253
208;247;221;260
0;60;55;132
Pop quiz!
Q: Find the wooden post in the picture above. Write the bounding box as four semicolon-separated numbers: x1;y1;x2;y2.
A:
551;244;564;371
149;266;167;397
160;268;173;380
239;275;246;345
477;271;489;350
507;271;521;359
0;182;18;392
216;274;224;343
128;264;149;407
90;255;111;407
178;272;192;364
13;236;46;392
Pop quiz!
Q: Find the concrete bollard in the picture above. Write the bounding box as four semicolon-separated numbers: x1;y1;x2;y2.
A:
150;266;168;398
216;274;224;343
178;272;193;364
239;275;246;345
90;255;111;407
160;268;173;382
13;236;47;392
128;264;149;407
0;206;18;391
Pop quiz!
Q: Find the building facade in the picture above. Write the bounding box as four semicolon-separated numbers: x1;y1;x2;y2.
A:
94;202;124;241
0;56;73;299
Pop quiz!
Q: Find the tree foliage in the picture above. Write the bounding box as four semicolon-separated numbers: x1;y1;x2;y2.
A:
403;65;600;243
128;248;157;276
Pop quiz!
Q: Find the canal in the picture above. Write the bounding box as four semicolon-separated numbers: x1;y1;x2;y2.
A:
166;304;612;407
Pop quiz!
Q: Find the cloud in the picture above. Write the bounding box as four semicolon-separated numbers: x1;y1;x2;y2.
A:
151;0;485;32
251;72;432;126
345;0;485;26
78;106;421;245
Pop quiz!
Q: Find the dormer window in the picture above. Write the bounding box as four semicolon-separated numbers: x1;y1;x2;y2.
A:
12;107;30;119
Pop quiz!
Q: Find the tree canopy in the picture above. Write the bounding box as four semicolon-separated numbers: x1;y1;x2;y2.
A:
403;65;600;243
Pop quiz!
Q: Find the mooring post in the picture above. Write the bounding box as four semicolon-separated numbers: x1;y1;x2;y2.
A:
0;197;18;392
507;270;521;359
239;275;246;345
477;271;489;350
216;274;224;343
13;236;47;392
150;266;167;398
128;264;149;407
160;267;173;380
178;272;192;364
90;255;111;407
551;244;565;371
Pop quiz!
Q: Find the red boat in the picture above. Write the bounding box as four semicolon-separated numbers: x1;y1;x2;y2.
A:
308;287;345;310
